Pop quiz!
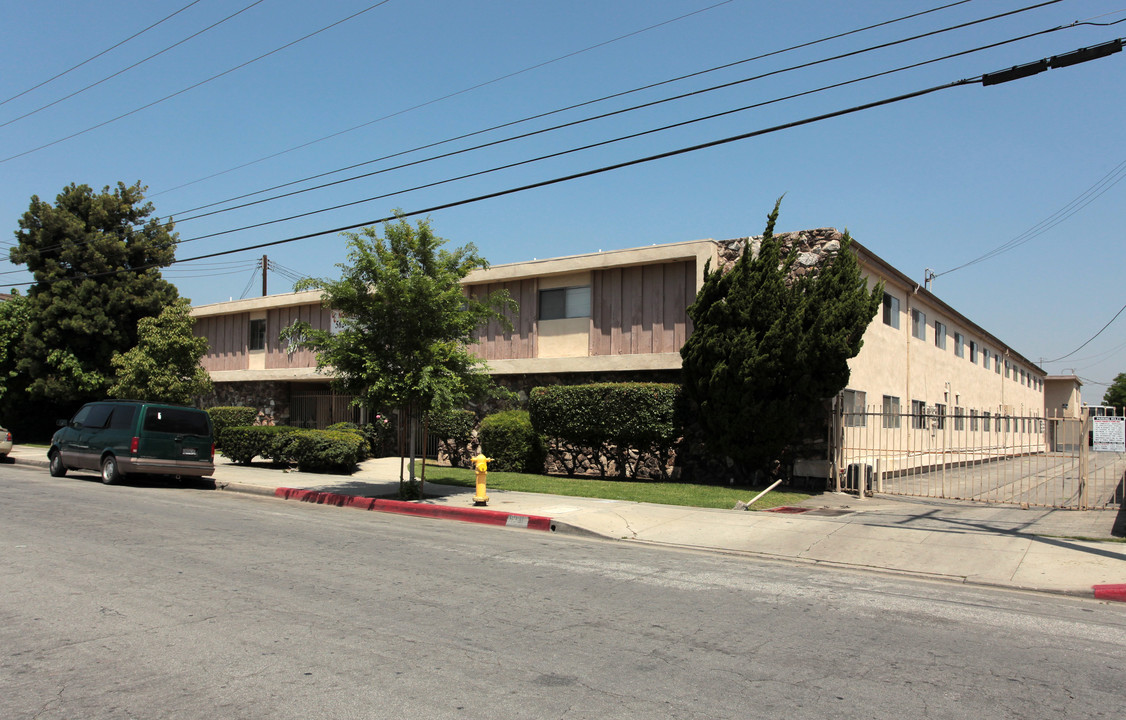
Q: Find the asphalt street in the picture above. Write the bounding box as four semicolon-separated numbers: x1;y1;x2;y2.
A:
2;463;1124;720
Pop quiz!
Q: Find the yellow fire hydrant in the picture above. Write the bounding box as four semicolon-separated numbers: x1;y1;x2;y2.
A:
472;453;493;506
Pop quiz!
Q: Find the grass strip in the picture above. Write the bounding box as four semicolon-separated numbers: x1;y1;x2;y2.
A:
422;464;813;510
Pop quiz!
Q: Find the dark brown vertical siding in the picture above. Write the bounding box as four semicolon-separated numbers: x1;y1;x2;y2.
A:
589;260;693;356
465;280;536;361
196;313;249;371
264;304;330;369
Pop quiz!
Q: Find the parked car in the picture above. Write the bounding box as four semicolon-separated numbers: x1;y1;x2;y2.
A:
0;425;12;458
49;401;214;484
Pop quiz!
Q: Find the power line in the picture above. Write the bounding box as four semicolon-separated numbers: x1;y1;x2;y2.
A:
1042;297;1126;363
0;14;1102;273
1;0;269;128
147;0;747;197
0;0;204;107
936;153;1126;278
164;26;1083;245
165;3;1076;228
0;1;395;164
5;38;1119;289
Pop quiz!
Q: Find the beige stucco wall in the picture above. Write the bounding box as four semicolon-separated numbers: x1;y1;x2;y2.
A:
846;269;1045;418
1044;377;1082;418
534;271;591;358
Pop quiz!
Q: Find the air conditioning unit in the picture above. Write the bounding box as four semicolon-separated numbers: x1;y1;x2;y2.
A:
846;463;874;492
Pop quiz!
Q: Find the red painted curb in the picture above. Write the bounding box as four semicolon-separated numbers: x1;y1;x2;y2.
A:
1093;584;1126;602
274;487;553;531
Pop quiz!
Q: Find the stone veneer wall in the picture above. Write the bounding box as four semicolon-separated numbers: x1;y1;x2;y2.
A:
716;228;844;281
202;381;290;426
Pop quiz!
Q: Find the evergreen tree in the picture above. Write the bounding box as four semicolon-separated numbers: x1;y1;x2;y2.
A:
1102;373;1126;410
9;182;179;403
680;199;881;473
109;299;212;405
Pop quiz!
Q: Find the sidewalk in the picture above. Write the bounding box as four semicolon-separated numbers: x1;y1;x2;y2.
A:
8;445;1125;600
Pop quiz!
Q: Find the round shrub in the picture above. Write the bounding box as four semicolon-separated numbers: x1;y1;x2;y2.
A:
427;409;476;467
478;410;545;474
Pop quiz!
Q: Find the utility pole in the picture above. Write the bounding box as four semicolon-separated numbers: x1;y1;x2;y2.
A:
924;268;935;291
262;255;268;297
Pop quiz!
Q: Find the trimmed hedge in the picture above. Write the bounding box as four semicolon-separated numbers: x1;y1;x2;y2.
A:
207;406;258;449
220;425;299;464
529;383;680;478
287;430;366;473
478;410;545;473
220;425;364;473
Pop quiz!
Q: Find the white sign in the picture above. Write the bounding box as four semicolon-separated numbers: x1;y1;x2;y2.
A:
1092;416;1125;453
330;310;347;336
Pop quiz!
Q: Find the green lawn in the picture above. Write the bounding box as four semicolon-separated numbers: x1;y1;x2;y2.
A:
419;464;814;510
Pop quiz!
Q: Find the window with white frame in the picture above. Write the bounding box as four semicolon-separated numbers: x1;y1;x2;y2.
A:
841;389;866;427
882;395;901;428
934;320;946;349
538;286;591;320
934;403;946;430
248;318;267;351
911;399;926;429
882;293;900;329
954;406;965;431
911;309;926;340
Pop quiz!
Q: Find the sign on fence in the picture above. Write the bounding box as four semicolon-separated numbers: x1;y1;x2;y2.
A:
1092;416;1126;453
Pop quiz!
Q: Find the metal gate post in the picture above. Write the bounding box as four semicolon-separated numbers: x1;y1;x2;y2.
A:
1079;410;1091;510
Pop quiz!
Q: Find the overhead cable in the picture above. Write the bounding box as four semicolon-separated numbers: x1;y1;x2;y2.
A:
150;0;975;198
0;0;395;164
0;0;204;107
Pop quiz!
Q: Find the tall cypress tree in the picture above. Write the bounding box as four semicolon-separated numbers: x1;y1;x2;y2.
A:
9;182;179;403
680;199;880;473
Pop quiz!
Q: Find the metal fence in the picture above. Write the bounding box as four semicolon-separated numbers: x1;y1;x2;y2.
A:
832;404;1124;510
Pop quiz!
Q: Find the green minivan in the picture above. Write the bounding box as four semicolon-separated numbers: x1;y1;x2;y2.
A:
49;400;215;484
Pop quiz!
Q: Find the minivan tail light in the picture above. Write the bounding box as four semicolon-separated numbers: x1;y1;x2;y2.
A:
130;437;139;454
210;443;215;461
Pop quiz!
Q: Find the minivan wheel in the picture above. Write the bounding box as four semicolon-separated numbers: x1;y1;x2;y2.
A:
101;455;120;485
48;450;67;478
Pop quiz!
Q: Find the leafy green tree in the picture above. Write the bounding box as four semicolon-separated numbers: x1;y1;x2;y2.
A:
680;199;881;473
9;182;179;403
1102;373;1126;409
0;290;30;404
280;215;513;492
109;299;212;405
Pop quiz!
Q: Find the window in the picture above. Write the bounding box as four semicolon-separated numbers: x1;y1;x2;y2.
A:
1005;416;1011;433
1020;369;1026;386
954;333;965;358
954;406;965;431
882;395;901;429
995;358;1001;374
841;389;866;427
911;400;926;429
539;286;591;320
982;349;990;371
911;309;926;340
108;405;137;431
934;321;947;349
934;403;946;430
1005;361;1011;378
249;318;267;351
970;409;979;432
143;407;210;436
969;341;978;363
983;411;991;432
995;414;1002;432
882;293;900;329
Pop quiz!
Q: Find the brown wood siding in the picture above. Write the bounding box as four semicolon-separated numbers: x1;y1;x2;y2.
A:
266;304;331;369
195;313;249;371
466;280;536;360
591;260;695;355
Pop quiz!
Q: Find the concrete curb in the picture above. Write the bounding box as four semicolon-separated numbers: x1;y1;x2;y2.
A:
274;487;554;531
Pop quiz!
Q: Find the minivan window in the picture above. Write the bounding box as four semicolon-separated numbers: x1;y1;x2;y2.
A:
108;405;138;431
83;404;114;430
143;407;210;436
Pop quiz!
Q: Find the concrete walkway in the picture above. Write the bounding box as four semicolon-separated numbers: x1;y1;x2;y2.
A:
8;446;1125;600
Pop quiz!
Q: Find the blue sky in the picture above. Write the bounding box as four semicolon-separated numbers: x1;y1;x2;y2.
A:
1;0;1124;401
